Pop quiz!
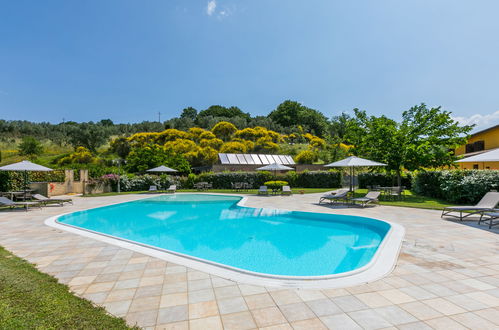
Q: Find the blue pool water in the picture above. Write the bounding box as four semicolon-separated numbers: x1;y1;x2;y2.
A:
58;194;391;276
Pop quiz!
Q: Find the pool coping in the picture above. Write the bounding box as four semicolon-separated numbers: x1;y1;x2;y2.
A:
44;193;405;289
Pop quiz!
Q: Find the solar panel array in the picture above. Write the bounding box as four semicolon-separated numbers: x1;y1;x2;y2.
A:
218;153;295;165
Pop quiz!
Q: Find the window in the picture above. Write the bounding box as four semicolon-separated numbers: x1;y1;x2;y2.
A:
473;140;485;152
473;164;479;169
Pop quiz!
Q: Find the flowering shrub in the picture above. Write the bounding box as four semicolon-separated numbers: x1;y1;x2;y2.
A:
413;170;499;204
118;174;175;191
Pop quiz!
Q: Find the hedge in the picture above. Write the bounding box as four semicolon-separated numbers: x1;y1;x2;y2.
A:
0;170;66;192
413;170;499;204
358;172;412;189
182;170;342;189
285;170;342;188
193;171;274;189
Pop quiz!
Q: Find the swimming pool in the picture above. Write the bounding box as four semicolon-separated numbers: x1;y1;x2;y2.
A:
55;194;394;278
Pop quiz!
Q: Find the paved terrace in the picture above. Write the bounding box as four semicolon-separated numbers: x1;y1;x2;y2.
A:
0;193;498;330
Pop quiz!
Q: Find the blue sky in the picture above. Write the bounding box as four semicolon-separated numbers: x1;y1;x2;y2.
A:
1;0;499;130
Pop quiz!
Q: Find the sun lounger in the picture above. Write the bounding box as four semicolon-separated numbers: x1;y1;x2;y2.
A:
319;189;349;204
350;191;381;207
33;194;72;206
148;185;158;193
441;192;499;221
281;186;292;195
258;186;269;196
478;211;499;229
166;185;176;194
0;196;42;211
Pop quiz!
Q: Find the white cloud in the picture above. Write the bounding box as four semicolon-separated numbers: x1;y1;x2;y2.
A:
206;0;216;16
452;110;499;132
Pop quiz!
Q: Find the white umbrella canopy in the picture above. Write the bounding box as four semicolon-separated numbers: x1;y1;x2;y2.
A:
455;148;499;163
0;160;53;197
257;163;294;180
324;156;386;191
0;160;53;172
256;163;294;171
324;156;386;168
146;165;178;173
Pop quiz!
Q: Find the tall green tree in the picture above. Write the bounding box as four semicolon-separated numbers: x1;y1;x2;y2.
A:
268;100;329;137
18;136;43;159
68;123;109;152
348;104;474;185
180;107;198;120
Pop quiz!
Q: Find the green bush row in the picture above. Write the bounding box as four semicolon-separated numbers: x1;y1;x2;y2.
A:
412;170;499;204
0;170;66;192
358;172;412;189
182;170;342;189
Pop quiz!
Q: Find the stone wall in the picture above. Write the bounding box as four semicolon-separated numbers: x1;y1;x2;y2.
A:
29;169;98;196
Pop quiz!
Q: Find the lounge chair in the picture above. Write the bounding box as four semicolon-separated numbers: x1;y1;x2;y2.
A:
282;186;292;195
0;196;42;211
350;191;381;208
258;186;269;196
319;189;349;204
166;185;176;194
441;192;499;221
479;211;499;229
148;185;158;193
33;194;72;206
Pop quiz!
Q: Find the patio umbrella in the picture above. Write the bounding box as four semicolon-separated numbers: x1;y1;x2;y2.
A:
146;165;178;173
0;160;53;199
324;156;386;191
256;163;294;179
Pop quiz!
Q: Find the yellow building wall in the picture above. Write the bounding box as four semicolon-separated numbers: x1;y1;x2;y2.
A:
458;161;499;170
455;126;499;156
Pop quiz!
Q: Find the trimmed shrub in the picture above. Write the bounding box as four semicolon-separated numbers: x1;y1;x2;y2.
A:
358;172;412;189
413;170;499;204
195;171;274;189
264;181;288;190
289;170;342;188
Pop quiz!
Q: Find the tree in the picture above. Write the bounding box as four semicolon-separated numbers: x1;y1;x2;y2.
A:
268;100;329;137
125;144;191;173
110;137;131;159
211;121;237;141
18;136;43;159
180;107;198;120
198;105;251;120
68;123;108;152
349;104;474;185
295;150;317;164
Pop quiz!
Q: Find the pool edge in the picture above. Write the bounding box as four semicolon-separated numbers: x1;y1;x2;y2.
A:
44;193;405;289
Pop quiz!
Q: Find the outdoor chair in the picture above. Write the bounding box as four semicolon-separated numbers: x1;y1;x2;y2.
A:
0;196;42;211
258;186;269;196
350;191;381;207
148;185;158;193
441;191;499;221
166;185;176;194
281;186;292;195
479;211;499;229
32;194;73;206
319;189;349;204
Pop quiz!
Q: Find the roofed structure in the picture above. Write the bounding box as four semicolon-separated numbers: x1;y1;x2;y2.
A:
218;153;295;165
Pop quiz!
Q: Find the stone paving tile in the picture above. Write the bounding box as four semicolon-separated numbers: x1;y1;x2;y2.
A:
1;193;498;328
220;311;256;330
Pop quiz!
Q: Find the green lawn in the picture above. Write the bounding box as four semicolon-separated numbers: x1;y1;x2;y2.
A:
0;246;136;329
354;189;454;210
84;188;454;210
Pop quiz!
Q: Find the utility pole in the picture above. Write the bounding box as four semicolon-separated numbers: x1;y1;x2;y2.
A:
158;111;161;123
